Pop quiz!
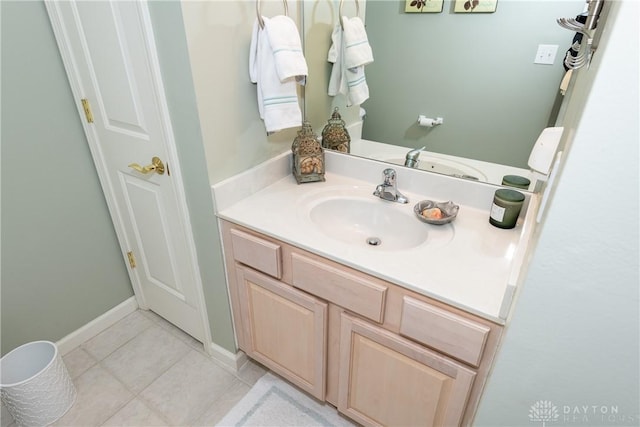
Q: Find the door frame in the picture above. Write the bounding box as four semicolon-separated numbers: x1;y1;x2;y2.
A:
45;0;213;352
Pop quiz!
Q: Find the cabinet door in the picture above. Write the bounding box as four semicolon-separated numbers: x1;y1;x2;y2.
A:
236;265;327;400
338;313;476;427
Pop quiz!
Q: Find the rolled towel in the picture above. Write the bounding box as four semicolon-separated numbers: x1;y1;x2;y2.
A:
341;16;373;69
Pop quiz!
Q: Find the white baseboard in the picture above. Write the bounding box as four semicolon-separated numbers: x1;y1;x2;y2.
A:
55;296;244;371
208;341;247;372
56;297;138;355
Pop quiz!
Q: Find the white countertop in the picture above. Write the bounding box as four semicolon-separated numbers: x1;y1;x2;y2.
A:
213;151;539;324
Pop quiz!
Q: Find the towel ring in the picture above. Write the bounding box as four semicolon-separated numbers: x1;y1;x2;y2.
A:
339;0;360;29
256;0;289;29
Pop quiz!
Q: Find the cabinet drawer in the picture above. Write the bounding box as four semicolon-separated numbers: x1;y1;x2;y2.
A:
230;229;282;279
291;253;387;323
400;296;490;367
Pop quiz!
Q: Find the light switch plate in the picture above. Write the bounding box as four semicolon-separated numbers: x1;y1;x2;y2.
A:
534;44;559;65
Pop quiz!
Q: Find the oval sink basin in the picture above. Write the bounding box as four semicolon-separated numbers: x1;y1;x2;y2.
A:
307;196;454;251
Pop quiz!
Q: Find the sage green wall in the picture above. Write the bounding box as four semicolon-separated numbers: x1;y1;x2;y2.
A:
0;1;133;355
0;0;238;356
363;0;583;168
147;1;236;352
181;1;302;184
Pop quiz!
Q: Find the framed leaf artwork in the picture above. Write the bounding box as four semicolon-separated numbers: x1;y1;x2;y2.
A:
454;0;498;13
405;0;444;13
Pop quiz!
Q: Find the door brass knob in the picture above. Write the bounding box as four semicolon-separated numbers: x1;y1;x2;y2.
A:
128;156;165;175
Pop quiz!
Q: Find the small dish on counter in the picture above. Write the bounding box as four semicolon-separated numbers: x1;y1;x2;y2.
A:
414;200;459;225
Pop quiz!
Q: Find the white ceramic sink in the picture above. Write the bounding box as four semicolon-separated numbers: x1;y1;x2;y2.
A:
307;195;454;251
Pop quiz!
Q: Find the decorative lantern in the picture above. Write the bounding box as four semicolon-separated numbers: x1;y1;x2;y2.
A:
321;107;351;153
292;121;325;184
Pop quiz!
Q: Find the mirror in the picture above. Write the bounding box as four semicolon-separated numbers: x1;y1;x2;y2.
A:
302;0;585;189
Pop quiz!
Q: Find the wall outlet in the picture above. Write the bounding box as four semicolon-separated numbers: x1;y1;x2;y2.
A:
534;44;559;65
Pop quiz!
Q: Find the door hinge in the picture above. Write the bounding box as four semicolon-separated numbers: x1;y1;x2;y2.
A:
81;98;94;123
127;251;137;268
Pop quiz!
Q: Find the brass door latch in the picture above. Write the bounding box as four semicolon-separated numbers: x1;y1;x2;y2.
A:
128;156;165;175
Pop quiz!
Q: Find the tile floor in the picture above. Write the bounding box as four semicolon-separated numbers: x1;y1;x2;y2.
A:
3;309;267;427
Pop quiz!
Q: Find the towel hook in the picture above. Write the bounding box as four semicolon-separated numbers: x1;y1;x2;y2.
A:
556;0;605;70
256;0;289;29
339;0;360;29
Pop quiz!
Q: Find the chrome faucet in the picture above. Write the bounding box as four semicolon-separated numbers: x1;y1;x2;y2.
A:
373;168;408;203
404;146;425;168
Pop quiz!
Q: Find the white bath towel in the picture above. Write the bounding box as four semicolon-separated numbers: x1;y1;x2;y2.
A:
327;23;370;106
264;15;308;85
249;17;306;133
345;66;369;106
341;16;373;69
327;25;347;98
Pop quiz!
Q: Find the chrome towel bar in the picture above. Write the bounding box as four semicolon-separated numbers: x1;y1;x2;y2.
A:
339;0;360;29
256;0;289;29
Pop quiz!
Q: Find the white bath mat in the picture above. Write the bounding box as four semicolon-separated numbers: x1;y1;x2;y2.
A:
216;373;356;427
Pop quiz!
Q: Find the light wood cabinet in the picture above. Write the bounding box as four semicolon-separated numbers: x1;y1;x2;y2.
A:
291;253;387;323
399;296;491;367
338;313;475;427
220;220;503;426
235;265;327;399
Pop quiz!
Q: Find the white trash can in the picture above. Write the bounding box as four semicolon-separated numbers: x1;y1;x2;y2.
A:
0;341;76;427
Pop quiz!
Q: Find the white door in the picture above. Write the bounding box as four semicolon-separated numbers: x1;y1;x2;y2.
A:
46;0;208;343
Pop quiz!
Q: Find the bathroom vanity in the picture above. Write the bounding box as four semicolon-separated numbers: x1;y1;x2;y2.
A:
213;151;539;426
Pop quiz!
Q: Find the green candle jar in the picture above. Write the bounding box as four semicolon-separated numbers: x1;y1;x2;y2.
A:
501;175;531;190
489;189;525;229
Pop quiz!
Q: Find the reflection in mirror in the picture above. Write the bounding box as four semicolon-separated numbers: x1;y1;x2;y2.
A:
303;0;586;189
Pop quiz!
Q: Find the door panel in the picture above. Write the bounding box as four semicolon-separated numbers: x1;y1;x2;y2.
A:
77;2;151;138
120;175;181;295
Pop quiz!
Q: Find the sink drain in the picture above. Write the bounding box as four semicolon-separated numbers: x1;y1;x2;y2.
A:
366;237;382;246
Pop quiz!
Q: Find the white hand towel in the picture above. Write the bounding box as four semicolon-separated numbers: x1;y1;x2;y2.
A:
328;24;369;106
264;15;308;84
250;18;304;133
341;16;373;69
345;66;369;106
328;25;347;98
